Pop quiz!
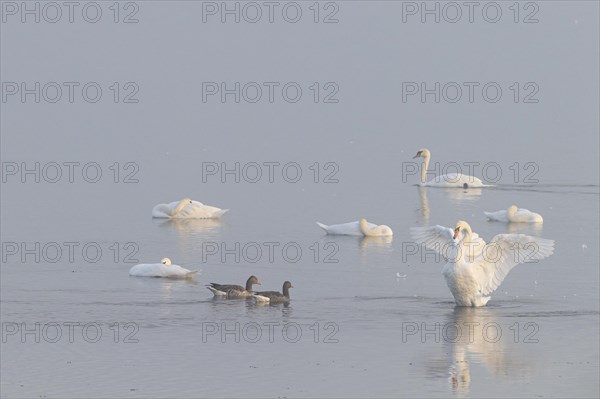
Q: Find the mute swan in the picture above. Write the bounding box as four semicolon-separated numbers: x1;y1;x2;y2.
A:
410;221;554;306
485;205;543;223
316;218;393;237
253;281;293;304
413;149;491;188
206;276;262;298
129;258;198;279
152;198;228;219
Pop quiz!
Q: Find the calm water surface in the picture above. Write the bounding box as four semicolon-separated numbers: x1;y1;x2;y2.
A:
1;1;599;398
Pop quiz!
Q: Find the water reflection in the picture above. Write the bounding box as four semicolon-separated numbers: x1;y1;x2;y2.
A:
443;307;529;398
416;186;430;225
442;187;483;204
415;186;483;226
153;218;225;239
359;236;394;253
507;222;543;235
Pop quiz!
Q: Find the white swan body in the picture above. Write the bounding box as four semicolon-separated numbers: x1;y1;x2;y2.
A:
413;149;492;188
129;258;198;279
410;221;554;306
152;198;228;219
316;218;393;237
485;205;543;223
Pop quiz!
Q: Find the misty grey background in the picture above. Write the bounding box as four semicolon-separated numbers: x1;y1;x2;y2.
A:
1;1;599;398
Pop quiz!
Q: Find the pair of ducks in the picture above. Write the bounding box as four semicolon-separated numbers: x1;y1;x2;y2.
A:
129;261;292;304
207;277;293;304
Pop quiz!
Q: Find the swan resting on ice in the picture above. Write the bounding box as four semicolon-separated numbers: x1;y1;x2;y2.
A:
410;221;554;306
413;148;492;188
129;258;198;279
316;218;393;237
152;198;228;219
484;205;543;223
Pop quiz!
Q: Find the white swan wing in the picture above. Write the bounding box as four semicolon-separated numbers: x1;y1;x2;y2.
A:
129;263;195;277
514;208;543;223
129;263;166;277
410;225;454;255
484;210;508;222
176;201;227;219
475;234;555;295
152;201;178;218
316;221;365;236
168;265;195;277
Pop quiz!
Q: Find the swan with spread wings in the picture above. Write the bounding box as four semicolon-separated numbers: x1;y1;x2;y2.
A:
410;221;554;306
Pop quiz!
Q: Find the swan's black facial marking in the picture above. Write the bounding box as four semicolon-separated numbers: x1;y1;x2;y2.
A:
453;227;460;239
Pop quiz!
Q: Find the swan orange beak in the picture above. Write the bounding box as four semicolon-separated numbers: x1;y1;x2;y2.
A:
413;153;420;159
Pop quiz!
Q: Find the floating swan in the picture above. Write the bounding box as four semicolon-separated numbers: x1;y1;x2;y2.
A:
206;276;262;298
129;258;198;279
485;205;543;223
253;281;293;304
152;198;228;219
316;218;393;237
410;221;554;306
413;148;491;188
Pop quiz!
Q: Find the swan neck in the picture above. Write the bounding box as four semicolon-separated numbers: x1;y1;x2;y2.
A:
359;219;371;236
507;207;517;219
245;278;253;291
283;286;290;298
462;228;472;243
173;200;189;216
421;153;430;184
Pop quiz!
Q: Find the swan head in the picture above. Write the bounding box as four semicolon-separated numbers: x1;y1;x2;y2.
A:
161;257;172;266
453;221;472;240
507;205;518;214
172;198;193;215
413;148;430;159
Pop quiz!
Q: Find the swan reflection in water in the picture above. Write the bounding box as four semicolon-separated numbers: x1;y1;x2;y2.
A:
507;222;543;235
416;186;430;225
416;186;483;227
153;217;225;240
359;235;393;253
442;307;531;397
442;187;483;203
